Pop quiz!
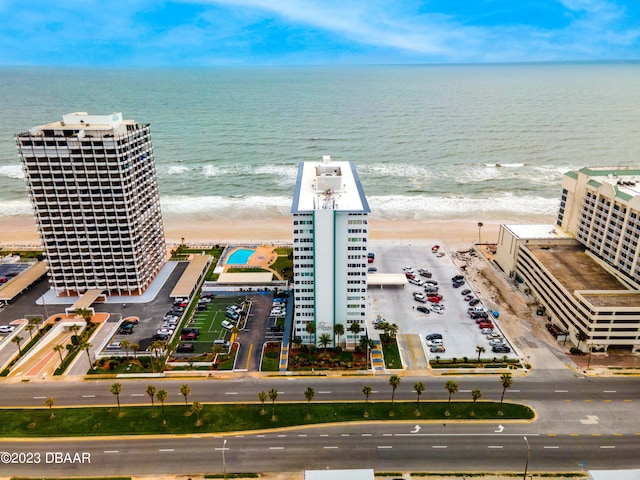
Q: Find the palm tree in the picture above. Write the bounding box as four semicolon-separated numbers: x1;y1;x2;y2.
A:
359;337;376;370
258;391;267;415
445;380;458;404
471;389;482;404
348;322;361;347
304;387;315;418
110;382;122;413
293;336;303;350
69;324;81;337
318;333;332;352
476;345;486;362
500;372;513;404
79;341;92;366
387;323;399;340
333;323;344;349
268;388;278;421
12;335;23;357
131;343;140;359
146;385;157;415
362;385;373;417
25;323;35;340
44;397;55;419
477;221;484;244
389;375;401;407
149;340;166;371
191;401;203;426
413;382;426;409
120;339;130;359
53;344;65;365
180;384;191;407
575;330;588;352
156;389;168;416
305;321;316;347
75;307;93;325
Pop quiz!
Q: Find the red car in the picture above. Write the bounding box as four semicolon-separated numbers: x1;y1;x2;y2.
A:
478;322;494;329
181;332;198;341
428;296;442;303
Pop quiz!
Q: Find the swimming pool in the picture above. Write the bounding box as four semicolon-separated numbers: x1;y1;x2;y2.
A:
227;248;255;265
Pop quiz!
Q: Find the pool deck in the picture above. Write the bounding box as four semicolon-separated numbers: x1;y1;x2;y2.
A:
224;245;279;274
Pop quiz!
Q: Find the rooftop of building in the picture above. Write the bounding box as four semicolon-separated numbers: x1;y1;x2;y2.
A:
503;224;573;240
18;112;141;138
566;166;640;200
291;156;370;213
526;244;639;308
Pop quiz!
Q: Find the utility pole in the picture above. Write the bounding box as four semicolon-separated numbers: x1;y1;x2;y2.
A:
523;436;531;480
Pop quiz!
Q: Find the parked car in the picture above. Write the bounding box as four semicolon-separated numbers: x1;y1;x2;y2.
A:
452;275;464;282
221;320;234;330
409;278;424;286
464;295;474;301
478;321;494;329
152;333;169;341
424;280;438;286
157;328;173;335
417;306;430;314
480;328;494;335
176;343;195;353
425;333;442;340
405;272;416;280
492;345;511;353
469;298;481;306
182;327;200;335
181;332;198;341
461;289;471;295
432;304;445;313
430;345;445;353
0;325;16;333
427;296;442;303
488;338;505;346
452;280;465;288
106;341;122;350
426;338;443;346
413;292;427;303
368;267;378;273
403;266;415;272
487;333;503;340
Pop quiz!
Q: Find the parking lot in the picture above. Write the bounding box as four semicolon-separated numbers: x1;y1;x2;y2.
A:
367;240;517;366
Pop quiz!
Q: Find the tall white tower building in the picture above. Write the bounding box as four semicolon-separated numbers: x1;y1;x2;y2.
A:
291;156;370;348
17;112;166;296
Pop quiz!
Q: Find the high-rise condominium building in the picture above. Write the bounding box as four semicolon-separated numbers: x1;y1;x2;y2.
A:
291;156;370;348
17;112;166;296
556;166;640;286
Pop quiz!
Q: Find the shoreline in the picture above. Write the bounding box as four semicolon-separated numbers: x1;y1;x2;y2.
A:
0;214;553;252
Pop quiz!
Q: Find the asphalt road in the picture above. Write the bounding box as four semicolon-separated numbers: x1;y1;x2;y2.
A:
1;370;639;476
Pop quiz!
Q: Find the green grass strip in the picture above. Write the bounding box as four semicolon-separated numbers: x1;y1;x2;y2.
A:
0;401;532;438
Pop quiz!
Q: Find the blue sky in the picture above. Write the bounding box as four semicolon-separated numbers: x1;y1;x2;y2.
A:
1;0;639;66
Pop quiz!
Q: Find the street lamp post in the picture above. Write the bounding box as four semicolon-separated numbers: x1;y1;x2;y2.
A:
523;436;531;480
222;439;227;480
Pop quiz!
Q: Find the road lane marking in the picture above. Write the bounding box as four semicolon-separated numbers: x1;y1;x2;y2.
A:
324;446;338;449
432;446;447;449
544;446;560;449
269;447;285;450
318;391;332;394
235;435;244;438
320;434;329;437
33;396;47;399
298;434;307;437
257;435;265;438
555;390;568;393
395;433;541;437
277;434;287;437
82;395;96;398
383;433;393;437
603;390;616;393
225;392;238;395
341;434;350;437
159;449;174;452
600;446;615;449
245;343;253;370
510;390;520;393
377;446;392;449
362;434;372;437
131;393;144;396
103;450;119;453
488;446;503;449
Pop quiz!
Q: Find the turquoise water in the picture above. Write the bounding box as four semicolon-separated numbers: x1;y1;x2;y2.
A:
2;63;639;223
227;248;255;265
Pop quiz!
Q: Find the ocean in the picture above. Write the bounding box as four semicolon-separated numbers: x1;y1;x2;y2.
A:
1;63;639;224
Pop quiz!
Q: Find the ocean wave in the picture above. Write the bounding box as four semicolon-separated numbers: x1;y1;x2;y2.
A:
0;165;24;180
0;200;33;216
483;163;525;168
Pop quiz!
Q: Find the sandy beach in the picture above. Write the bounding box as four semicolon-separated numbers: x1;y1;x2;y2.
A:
0;214;514;252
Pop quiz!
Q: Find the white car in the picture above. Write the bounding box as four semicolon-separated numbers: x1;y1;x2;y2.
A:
157;328;173;335
0;325;16;333
106;341;121;350
487;333;503;340
221;320;234;330
408;278;424;286
413;292;427;303
426;338;444;346
160;323;176;330
481;328;494;335
403;266;415;273
432;304;445;313
489;338;505;346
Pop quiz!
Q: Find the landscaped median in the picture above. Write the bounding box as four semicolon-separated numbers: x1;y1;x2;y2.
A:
0;401;534;437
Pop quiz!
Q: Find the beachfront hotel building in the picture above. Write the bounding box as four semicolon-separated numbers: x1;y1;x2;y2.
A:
495;167;640;353
17;112;166;296
291;156;370;348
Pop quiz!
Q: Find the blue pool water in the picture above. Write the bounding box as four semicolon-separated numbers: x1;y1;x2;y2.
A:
227;248;255;265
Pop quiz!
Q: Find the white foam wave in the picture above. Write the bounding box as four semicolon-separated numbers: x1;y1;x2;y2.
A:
0;165;24;179
0;200;33;216
166;165;191;175
158;193;558;223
